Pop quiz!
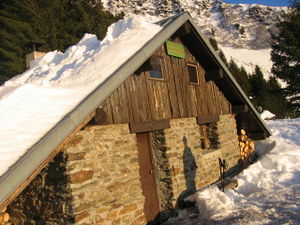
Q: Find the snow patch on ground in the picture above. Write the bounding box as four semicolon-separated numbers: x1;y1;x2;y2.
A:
165;118;300;225
0;16;161;177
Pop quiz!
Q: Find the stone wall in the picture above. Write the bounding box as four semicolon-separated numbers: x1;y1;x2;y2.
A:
7;114;240;224
8;124;146;225
64;124;146;225
8;152;74;225
164;114;241;206
149;130;174;210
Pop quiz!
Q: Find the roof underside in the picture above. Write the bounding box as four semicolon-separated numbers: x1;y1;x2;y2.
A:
0;12;271;208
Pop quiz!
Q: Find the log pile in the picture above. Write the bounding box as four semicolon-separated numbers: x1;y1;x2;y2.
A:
0;207;11;225
239;129;255;166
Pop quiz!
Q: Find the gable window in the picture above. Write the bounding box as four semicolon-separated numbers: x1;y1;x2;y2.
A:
187;64;199;84
148;56;164;80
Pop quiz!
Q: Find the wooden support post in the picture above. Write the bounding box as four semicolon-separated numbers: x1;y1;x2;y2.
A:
205;69;224;81
196;115;219;125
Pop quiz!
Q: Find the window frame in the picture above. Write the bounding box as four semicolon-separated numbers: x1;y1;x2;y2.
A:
187;63;199;85
148;55;165;81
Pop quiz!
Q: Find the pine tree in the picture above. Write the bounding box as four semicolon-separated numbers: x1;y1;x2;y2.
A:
266;76;291;118
218;50;228;67
270;0;300;116
209;38;218;51
228;59;251;96
249;65;269;112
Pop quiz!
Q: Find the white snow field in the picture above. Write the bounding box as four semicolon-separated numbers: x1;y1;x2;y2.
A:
221;46;273;80
164;118;300;225
0;16;161;177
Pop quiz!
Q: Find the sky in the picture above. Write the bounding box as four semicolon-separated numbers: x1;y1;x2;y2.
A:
223;0;290;7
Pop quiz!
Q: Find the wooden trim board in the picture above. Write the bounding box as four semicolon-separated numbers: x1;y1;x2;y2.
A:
129;120;170;133
196;115;219;125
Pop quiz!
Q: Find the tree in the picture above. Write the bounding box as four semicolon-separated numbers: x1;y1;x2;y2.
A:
209;37;218;51
249;65;269;112
218;50;228;67
270;0;300;116
266;76;291;118
228;59;251;96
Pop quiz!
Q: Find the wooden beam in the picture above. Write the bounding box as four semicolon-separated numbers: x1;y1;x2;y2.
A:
129;120;170;133
196;115;219;125
205;69;224;81
232;105;249;114
0;111;95;212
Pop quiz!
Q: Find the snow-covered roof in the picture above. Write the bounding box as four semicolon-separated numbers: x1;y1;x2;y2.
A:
0;12;271;208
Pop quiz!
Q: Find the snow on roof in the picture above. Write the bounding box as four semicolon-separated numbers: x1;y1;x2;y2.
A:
0;16;161;177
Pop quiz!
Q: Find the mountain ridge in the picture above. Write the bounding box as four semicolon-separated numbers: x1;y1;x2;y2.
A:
103;0;288;50
102;0;288;78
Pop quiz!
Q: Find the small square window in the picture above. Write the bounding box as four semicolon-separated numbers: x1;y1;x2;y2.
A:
187;64;199;84
149;56;164;80
200;123;220;150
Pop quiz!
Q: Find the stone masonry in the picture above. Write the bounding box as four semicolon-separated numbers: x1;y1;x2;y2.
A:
164;114;241;206
7;114;240;224
63;124;146;225
8;124;146;225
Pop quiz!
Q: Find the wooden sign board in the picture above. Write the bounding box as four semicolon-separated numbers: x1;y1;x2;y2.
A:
165;41;186;58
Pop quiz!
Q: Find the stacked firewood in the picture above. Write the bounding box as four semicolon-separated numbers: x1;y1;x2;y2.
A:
239;129;255;166
0;207;10;225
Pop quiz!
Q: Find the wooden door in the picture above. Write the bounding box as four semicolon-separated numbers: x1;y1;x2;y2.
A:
136;133;160;222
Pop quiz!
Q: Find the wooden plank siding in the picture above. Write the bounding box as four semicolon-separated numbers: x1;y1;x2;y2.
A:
97;38;232;125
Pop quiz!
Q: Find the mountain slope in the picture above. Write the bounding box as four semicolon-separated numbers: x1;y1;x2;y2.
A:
103;0;287;49
103;0;288;77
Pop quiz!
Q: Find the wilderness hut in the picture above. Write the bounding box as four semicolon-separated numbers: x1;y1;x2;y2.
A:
0;12;271;225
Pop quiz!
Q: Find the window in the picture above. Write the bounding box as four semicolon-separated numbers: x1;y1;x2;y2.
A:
199;122;219;150
148;56;164;80
187;64;199;84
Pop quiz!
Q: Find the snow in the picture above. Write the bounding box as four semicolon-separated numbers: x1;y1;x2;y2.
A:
165;118;300;225
220;46;273;79
260;110;276;120
0;16;161;177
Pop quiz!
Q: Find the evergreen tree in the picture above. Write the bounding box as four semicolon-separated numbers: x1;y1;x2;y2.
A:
218;50;228;67
270;0;300;116
228;59;251;96
266;76;291;118
0;0;122;84
209;37;218;51
249;65;269;112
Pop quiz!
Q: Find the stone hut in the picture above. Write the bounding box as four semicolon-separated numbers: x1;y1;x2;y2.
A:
0;13;270;225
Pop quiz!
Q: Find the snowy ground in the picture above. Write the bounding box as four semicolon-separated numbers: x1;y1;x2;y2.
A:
164;118;300;225
220;46;273;80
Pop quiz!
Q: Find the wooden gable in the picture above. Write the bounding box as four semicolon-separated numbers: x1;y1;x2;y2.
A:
94;36;232;127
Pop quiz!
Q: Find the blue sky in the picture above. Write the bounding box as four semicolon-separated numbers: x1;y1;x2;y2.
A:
223;0;290;7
